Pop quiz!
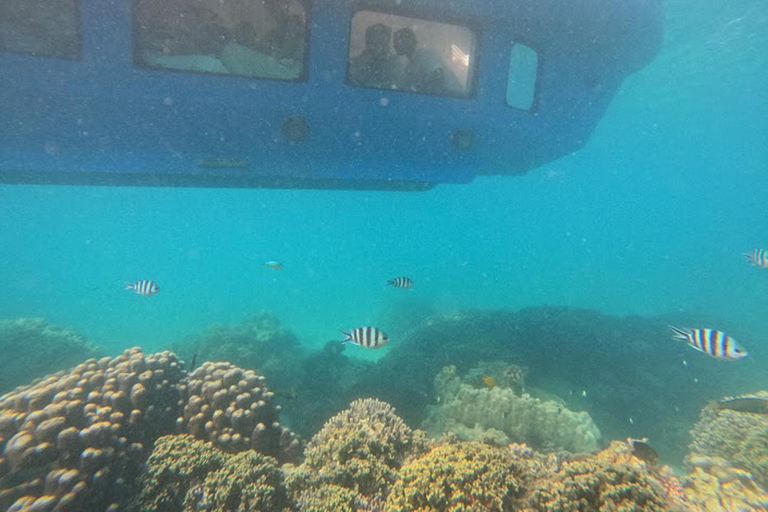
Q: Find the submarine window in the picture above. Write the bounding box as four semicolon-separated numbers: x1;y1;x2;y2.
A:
133;0;308;81
506;43;539;111
0;0;80;59
347;10;477;98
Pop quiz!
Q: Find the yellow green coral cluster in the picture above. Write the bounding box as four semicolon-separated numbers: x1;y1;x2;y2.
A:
680;455;768;511
137;434;286;512
285;398;428;510
384;442;523;512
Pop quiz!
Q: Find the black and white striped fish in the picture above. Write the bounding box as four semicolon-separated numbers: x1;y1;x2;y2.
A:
669;326;748;361
340;327;389;349
387;276;413;289
125;280;159;296
744;249;768;269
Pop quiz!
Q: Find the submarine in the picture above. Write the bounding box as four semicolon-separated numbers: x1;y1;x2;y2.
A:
0;0;663;190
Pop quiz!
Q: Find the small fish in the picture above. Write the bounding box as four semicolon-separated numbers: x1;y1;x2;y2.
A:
628;417;634;425
125;280;159;296
682;359;688;366
581;390;587;398
387;276;413;289
340;327;389;349
482;375;497;388
669;326;748;361
717;395;768;414
265;261;284;270
190;353;197;371
744;249;768;269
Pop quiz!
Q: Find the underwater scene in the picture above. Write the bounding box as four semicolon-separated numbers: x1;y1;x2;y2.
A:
1;0;767;510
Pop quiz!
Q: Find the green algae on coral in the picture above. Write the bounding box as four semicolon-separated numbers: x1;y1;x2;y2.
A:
136;434;287;512
385;442;523;512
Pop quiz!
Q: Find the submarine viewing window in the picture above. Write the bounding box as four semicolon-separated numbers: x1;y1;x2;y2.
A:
347;10;477;98
133;0;308;80
0;0;80;59
506;42;539;111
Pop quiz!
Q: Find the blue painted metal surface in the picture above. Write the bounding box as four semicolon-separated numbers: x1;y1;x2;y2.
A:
0;0;664;190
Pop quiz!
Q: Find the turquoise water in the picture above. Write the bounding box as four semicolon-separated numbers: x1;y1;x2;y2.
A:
1;0;767;457
2;1;767;355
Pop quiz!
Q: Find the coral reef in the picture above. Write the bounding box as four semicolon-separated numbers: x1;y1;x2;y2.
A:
174;311;304;392
0;348;184;512
359;307;767;464
0;318;100;394
384;442;524;512
285;398;428;504
177;361;303;462
680;454;768;511
688;390;768;489
524;440;671;512
135;434;287;512
0;349;299;512
424;366;601;453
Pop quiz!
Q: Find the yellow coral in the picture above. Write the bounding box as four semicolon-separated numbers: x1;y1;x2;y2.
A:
385;442;522;512
137;434;286;512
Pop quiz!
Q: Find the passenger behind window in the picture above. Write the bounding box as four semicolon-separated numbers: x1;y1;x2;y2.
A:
348;23;397;88
392;27;462;96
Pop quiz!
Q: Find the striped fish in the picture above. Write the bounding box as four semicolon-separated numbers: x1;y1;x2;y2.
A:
125;280;159;296
744;249;768;268
669;326;747;361
387;276;413;289
340;327;389;349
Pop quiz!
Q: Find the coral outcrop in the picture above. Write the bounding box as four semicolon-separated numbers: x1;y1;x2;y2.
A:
177;361;303;462
0;349;299;512
0;318;100;394
135;434;287;512
524;440;671;512
424;366;601;453
285;398;428;508
0;348;184;512
688;390;768;489
175;311;304;391
384;442;523;512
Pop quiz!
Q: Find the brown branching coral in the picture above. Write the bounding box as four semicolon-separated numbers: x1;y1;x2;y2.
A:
688;391;768;489
384;442;524;512
177;361;303;463
285;398;428;502
0;349;300;512
0;348;184;512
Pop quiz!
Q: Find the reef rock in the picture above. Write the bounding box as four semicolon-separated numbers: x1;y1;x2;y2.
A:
0;318;100;394
424;366;601;453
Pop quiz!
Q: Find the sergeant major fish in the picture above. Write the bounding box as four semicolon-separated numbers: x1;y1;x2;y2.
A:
340;327;389;349
125;280;159;296
387;276;413;289
744;248;768;268
669;326;748;361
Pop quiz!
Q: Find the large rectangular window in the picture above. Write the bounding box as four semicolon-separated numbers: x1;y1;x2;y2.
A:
133;0;308;81
0;0;80;59
348;10;477;98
